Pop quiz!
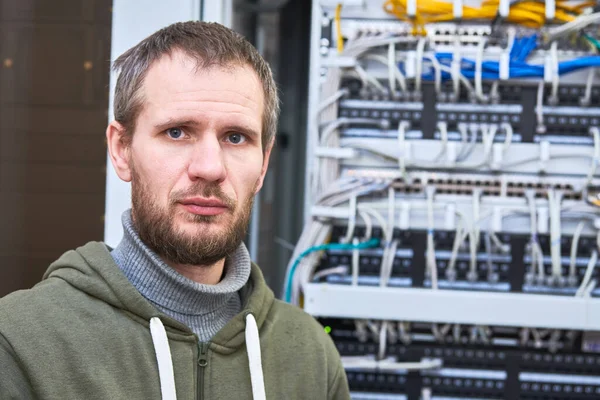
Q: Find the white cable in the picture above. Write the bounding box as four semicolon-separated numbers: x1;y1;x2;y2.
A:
398;322;411;345
467;190;482;282
426;186;438;289
354;64;387;94
312;265;348;281
484;232;495;282
535;81;546;133
366;320;379;338
548;190;563;283
357;209;373;241
448;223;469;281
387;322;399;344
378;321;388;360
475;37;488;103
380;240;399;287
451;35;461;101
343;195;358;243
433;121;449;162
415;37;427;94
482;124;498;167
490;231;509;253
580;68;596;107
357;205;389;238
363;54;407;93
586;127;600;186
397;120;411;179
576;250;598;297
320;118;381;146
525;190;544;283
456;124;481;162
388;43;396;96
501;122;513;153
351;238;360;286
358;209;374;240
534;241;545;283
547;12;600;41
423;53;442;94
490;81;499;102
549;42;560;104
569;221;586;285
317;88;349;115
343;35;417;58
584;279;597;298
387;187;396;242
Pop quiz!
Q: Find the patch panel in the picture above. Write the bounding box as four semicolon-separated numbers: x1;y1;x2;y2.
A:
316;226;600;295
319;317;600;399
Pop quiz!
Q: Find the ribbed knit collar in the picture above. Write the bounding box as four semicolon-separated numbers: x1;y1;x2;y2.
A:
111;210;251;316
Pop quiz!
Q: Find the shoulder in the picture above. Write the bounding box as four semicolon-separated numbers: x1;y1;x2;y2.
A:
0;275;87;339
264;299;339;355
268;299;327;332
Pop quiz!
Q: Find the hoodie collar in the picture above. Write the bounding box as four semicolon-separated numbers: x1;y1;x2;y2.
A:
43;241;275;349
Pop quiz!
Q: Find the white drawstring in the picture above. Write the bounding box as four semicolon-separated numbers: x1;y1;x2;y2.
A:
245;313;266;400
149;314;265;400
150;317;177;400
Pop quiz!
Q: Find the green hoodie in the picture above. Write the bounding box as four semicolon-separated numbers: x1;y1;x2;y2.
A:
0;242;350;400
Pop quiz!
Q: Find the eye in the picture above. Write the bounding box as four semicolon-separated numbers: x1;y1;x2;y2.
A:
226;133;247;145
166;127;184;139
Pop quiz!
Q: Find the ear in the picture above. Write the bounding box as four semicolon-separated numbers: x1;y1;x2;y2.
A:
106;121;133;182
254;138;275;194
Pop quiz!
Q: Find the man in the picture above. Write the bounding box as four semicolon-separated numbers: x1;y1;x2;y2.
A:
0;21;349;400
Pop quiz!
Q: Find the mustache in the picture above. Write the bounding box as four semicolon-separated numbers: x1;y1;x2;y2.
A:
171;183;236;209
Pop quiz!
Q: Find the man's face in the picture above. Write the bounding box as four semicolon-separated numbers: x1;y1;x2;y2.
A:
116;51;270;266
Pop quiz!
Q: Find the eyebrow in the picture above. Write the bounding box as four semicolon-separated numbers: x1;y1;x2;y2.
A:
224;124;261;139
153;119;200;132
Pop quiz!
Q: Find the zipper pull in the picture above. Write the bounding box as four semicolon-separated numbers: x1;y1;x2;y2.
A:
198;342;208;367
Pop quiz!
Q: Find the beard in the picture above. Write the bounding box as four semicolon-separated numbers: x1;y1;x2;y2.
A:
130;166;255;266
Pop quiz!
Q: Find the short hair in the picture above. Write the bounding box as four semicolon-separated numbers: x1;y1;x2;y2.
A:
112;21;279;150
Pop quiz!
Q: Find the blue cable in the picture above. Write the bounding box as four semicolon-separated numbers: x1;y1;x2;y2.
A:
415;34;600;82
284;237;381;303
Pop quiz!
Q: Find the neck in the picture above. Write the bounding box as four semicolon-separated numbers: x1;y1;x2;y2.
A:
166;258;226;285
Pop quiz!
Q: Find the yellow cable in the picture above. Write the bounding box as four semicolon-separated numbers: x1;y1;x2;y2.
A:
335;3;344;53
384;0;589;29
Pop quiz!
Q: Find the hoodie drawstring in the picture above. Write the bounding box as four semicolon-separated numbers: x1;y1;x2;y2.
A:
245;313;266;400
149;314;266;400
150;317;177;400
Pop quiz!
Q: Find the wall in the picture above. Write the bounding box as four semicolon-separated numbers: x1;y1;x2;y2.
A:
0;0;111;296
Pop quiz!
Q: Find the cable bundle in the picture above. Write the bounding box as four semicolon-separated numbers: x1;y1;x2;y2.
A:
383;0;595;33
420;34;600;81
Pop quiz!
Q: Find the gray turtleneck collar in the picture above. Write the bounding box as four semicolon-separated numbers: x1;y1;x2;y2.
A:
111;210;251;341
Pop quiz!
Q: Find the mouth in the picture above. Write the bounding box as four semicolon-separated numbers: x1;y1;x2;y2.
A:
178;197;229;216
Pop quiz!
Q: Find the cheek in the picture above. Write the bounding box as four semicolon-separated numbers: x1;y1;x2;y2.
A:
226;153;264;197
132;146;184;200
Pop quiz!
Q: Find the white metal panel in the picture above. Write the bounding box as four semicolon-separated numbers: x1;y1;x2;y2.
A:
304;283;600;330
104;0;223;247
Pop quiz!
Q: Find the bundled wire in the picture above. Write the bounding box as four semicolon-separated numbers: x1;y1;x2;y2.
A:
383;0;595;31
421;34;600;82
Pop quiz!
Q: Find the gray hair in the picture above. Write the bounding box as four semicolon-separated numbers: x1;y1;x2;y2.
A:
112;21;279;150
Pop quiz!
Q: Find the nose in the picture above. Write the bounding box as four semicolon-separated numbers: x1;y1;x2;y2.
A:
187;134;227;183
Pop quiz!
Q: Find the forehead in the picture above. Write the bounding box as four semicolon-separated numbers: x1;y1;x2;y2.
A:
139;50;264;129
